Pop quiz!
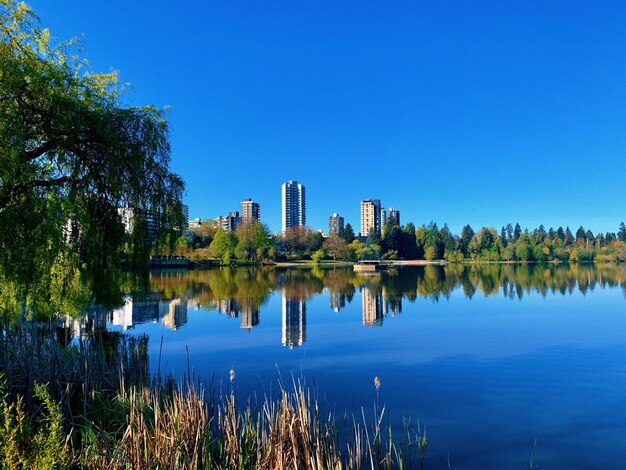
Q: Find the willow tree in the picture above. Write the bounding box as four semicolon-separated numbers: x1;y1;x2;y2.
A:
0;1;184;317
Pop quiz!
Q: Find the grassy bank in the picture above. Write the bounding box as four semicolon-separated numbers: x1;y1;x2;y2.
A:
0;320;425;469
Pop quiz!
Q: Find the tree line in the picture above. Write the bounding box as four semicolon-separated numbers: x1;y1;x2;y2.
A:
180;220;626;264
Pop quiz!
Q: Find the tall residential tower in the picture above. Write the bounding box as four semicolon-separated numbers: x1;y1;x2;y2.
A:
241;198;260;223
281;180;306;232
360;199;382;237
328;213;344;235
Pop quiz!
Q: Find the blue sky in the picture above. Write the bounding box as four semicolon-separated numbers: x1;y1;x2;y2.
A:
31;1;626;235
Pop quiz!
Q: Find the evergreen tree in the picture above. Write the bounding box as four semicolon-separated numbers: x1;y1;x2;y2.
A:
460;225;475;257
440;224;456;253
513;223;522;241
500;226;508;247
505;223;514;241
381;221;402;254
576;226;587;242
618;222;626;242
536;224;547;241
556;227;565;241
400;223;418;259
338;223;356;243
564;227;575;246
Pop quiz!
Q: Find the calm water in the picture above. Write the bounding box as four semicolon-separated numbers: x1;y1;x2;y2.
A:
79;264;626;468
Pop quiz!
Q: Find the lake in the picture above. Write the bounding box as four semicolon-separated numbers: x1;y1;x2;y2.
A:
76;264;626;468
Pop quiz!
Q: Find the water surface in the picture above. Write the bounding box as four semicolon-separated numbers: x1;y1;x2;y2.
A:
77;264;626;468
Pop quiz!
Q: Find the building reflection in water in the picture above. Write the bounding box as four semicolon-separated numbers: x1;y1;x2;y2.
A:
361;286;384;327
361;286;402;326
329;291;345;312
282;292;306;348
215;299;239;318
65;304;108;339
107;294;189;331
240;305;260;330
161;298;188;330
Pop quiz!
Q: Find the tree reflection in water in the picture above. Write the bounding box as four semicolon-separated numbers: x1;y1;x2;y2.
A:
72;264;626;340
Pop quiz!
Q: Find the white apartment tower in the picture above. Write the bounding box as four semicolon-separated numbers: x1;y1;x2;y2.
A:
281;180;306;232
360;199;382;237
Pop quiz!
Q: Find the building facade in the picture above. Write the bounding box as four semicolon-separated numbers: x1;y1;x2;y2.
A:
217;211;240;231
241;198;260;223
388;207;400;226
281;180;306;232
328;213;344;235
118;206;160;242
360;199;382;237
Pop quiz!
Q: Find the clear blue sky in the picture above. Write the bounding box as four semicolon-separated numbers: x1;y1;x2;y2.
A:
31;1;626;235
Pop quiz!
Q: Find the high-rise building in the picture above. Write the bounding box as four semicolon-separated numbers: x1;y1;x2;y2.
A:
217;211;240;231
282;294;306;348
388;208;400;226
328;213;344;235
118;207;161;242
380;208;387;231
281;180;306;232
241;198;260;223
360;199;382;237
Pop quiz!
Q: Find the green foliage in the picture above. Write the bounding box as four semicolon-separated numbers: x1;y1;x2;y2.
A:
338;223;355;243
0;0;184;316
235;222;271;263
311;248;325;264
209;229;237;264
0;377;69;469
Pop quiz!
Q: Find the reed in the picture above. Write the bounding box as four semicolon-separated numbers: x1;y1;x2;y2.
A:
0;320;426;469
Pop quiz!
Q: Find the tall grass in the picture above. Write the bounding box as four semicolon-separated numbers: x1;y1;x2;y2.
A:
0;319;426;469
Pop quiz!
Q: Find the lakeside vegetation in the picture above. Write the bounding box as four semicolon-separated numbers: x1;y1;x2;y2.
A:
177;220;626;265
0;322;426;469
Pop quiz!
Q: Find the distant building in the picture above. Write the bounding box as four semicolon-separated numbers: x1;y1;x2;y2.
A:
217;211;240;231
380;208;387;231
328;213;344;235
282;294;306;348
118;207;160;242
360;199;382;237
388;208;400;226
188;218;202;230
281;180;306;232
241;198;261;223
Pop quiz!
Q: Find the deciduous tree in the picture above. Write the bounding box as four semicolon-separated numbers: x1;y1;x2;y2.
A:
0;1;184;316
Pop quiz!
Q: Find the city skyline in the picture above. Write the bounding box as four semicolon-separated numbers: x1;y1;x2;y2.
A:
31;1;626;235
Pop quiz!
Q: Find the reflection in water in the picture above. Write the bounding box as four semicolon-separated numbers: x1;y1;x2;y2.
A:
362;286;384;327
161;298;188;331
361;285;403;327
282;293;306;348
240;305;259;330
73;264;626;341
